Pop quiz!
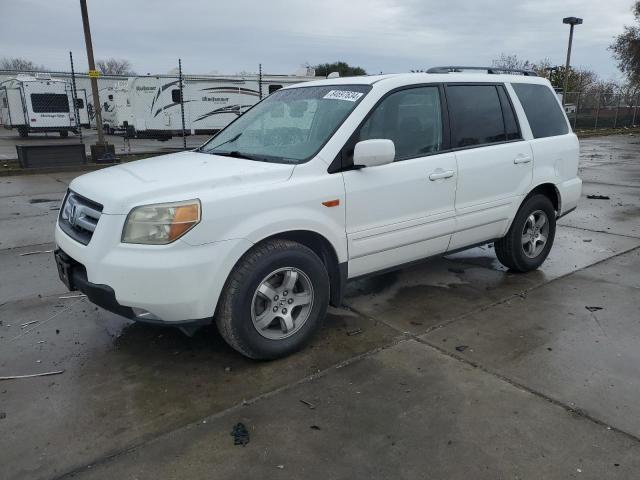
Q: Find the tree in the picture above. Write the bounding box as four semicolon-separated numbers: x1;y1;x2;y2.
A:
491;53;534;72
617;79;640;106
490;53;604;93
610;2;640;83
0;57;47;72
312;61;366;77
549;66;600;93
96;58;135;75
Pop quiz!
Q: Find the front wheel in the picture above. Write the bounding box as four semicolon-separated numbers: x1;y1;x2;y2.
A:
494;194;556;272
216;239;329;359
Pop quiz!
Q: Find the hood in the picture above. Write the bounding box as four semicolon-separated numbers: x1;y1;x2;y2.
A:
69;151;295;214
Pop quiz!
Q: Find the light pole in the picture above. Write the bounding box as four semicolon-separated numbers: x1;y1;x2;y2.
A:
562;16;583;105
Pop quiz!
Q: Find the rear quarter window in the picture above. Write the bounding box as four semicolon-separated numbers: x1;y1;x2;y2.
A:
512;83;569;138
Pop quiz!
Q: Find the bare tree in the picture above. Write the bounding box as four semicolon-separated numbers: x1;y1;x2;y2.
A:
96;58;135;75
490;53;606;93
0;57;47;72
491;53;534;72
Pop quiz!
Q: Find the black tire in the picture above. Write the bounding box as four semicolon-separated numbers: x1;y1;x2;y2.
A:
59;131;68;138
18;127;28;138
216;239;330;359
495;194;556;272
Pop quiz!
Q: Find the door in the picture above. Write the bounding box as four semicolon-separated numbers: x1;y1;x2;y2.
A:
75;90;89;127
343;85;458;277
3;88;26;126
445;84;533;250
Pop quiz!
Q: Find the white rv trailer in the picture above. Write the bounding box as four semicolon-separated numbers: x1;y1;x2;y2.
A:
102;74;317;139
0;74;76;137
0;70;126;130
101;81;131;133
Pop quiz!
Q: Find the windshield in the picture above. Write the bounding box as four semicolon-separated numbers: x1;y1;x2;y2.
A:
199;84;371;163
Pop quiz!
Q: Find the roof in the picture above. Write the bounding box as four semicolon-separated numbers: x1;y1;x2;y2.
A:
284;72;549;89
9;73;67;84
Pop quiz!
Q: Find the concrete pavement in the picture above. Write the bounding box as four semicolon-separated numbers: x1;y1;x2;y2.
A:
1;134;639;479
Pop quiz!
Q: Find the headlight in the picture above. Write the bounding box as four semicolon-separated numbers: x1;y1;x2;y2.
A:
122;199;201;245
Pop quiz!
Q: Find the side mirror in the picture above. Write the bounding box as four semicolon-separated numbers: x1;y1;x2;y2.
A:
353;139;395;168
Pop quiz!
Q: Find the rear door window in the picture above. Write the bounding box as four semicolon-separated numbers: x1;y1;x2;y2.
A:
512;83;569;138
446;85;505;148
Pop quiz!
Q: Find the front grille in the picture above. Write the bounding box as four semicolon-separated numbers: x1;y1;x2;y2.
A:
58;190;103;245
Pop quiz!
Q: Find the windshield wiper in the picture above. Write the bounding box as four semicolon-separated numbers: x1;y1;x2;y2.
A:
213;150;257;160
204;132;242;152
211;151;298;164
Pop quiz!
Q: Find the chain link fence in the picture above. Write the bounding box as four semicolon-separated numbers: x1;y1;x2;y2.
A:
4;59;640;156
563;91;640;131
1;56;303;160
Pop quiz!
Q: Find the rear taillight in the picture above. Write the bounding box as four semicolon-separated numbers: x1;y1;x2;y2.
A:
30;118;36;122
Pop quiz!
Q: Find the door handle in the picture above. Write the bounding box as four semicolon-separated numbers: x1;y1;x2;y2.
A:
513;155;532;164
429;170;455;181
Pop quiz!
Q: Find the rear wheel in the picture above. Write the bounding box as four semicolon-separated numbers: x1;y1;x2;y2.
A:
59;131;68;138
18;127;28;138
495;194;556;272
216;239;329;359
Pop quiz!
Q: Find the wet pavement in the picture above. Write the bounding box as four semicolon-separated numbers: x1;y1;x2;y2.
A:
1;134;639;479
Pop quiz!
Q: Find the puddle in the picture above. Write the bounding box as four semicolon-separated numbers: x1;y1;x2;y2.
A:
28;198;59;204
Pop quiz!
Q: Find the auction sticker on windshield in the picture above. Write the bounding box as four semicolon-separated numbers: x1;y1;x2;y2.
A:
323;90;364;102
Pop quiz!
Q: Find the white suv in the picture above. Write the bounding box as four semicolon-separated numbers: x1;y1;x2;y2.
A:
55;68;581;359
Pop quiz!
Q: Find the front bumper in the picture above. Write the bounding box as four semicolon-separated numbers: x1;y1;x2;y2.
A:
55;248;136;319
54;219;253;323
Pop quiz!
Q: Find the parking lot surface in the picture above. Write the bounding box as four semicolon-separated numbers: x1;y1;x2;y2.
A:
0;128;209;161
1;134;639;479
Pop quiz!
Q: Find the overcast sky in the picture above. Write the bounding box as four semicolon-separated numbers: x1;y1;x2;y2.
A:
1;0;636;80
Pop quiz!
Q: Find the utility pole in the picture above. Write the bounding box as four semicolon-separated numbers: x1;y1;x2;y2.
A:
79;0;108;150
562;16;583;105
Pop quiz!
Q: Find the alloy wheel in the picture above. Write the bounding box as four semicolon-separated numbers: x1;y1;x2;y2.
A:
251;267;314;340
521;210;549;258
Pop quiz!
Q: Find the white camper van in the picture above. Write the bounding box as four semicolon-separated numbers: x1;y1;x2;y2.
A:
102;74;316;139
0;74;76;137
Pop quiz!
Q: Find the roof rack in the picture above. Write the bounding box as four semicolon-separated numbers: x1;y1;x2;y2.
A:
426;66;538;77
